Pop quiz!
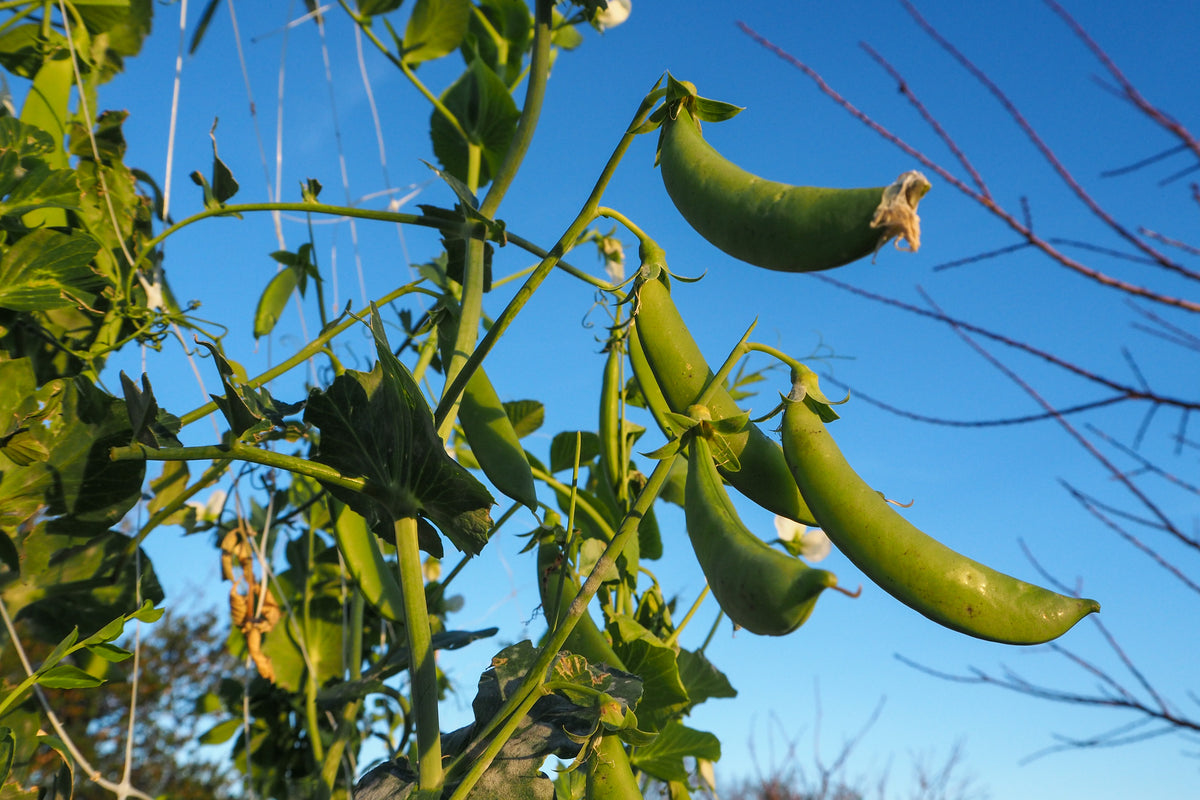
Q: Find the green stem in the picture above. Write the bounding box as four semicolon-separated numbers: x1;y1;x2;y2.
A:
433;80;666;429
394;515;443;796
303;523;327;766
136;203;475;276
440;3;552;437
109;443;366;495
479;0;553;218
663;585;710;648
443;453;678;794
319;591;366;791
695;319;759;410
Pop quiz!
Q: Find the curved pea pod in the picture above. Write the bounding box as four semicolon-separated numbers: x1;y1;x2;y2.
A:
537;537;627;671
438;306;538;511
780;373;1100;645
585;734;641;800
658;104;929;273
331;504;405;623
633;274;817;526
684;430;838;636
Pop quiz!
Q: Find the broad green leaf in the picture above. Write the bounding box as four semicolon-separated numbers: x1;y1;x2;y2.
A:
0;526;164;641
0;229;107;312
430;57;521;186
402;0;471;64
253;265;300;338
304;308;494;555
606;615;689;729
504;399;544;438
630;720;721;784
464;0;532;86
675;648;736;708
260;596;346;693
0;374;146;531
0;119;80;217
549;431;601;473
37;664;104;689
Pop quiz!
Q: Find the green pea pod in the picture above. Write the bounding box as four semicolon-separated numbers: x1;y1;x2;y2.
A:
331;504;405;623
780;375;1100;645
685;430;838;636
658;104;930;273
634;275;817;526
598;338;625;493
537;537;627;671
438;305;538;511
585;734;641;800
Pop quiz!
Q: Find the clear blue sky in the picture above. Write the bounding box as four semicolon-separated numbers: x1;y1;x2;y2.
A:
75;1;1200;797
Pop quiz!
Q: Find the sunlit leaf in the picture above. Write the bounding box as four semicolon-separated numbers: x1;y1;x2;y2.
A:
402;0;470;64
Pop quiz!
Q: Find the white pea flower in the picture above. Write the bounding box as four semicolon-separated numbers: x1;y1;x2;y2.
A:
773;516;832;563
593;0;631;31
188;489;227;524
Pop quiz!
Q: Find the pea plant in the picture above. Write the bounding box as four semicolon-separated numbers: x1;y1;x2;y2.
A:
0;2;1100;799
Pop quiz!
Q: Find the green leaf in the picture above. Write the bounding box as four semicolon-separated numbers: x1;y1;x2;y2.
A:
131;600;164;623
464;0;533;86
145;460;192;526
357;0;405;15
606;616;689;730
402;0;471;64
0;229;107;312
504;399;544;438
430;57;521;187
629;720;721;783
549;431;601;473
188;0;224;54
0;374;146;531
190;120;239;210
40;628;80;673
0;526;164;641
85;642;133;663
37;664;104;689
675;648;736;708
198;717;242;746
304;308;494;555
195;341;272;440
253;265;300;338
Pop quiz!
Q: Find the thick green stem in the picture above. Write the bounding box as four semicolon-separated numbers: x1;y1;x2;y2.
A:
440;2;552;437
394;515;442;796
434;82;665;429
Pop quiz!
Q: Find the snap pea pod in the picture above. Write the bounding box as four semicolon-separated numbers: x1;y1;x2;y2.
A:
537;537;626;671
331;504;405;623
780;374;1099;645
437;305;538;511
585;734;641;800
658;103;929;273
685;428;838;636
634;274;817;525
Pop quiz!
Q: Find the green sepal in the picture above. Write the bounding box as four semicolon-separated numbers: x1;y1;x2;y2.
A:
786;364;842;423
